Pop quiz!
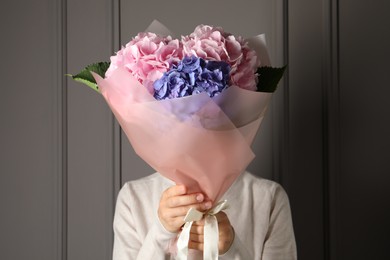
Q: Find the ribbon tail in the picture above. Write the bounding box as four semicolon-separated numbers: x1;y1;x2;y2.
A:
175;201;228;260
176;221;193;260
204;215;219;260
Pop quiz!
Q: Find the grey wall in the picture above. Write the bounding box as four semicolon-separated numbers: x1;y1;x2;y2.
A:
0;0;119;259
337;1;390;258
0;1;63;259
1;0;389;260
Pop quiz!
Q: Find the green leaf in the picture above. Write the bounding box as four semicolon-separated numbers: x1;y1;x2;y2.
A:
66;62;110;93
256;65;287;93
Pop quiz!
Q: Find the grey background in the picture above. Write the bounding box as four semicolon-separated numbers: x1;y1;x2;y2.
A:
1;0;389;259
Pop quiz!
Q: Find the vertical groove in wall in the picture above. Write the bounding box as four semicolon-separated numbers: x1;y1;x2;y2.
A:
271;0;282;183
110;0;122;255
61;0;68;259
54;0;65;259
322;0;332;258
116;0;123;189
119;0;123;189
112;0;122;191
322;0;340;259
329;1;340;259
114;0;122;191
321;0;330;256
280;0;290;186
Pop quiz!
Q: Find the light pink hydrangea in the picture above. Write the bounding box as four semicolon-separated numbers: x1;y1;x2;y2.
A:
105;32;183;93
182;25;259;91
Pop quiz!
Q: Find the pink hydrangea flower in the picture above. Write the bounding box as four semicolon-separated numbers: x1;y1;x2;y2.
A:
105;32;183;93
182;25;259;91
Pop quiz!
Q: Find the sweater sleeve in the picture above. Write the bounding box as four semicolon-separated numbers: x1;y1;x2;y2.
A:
112;183;177;260
261;184;297;260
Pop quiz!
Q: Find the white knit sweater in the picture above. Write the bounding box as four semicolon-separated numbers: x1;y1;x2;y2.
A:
112;172;297;260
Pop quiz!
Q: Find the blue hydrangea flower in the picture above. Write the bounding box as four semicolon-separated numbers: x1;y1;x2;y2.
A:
153;56;230;100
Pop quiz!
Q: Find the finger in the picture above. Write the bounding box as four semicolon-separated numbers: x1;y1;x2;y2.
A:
167;215;188;230
166;193;204;207
170;201;212;218
189;232;204;243
163;185;187;199
158;206;179;220
190;223;205;235
188;241;203;251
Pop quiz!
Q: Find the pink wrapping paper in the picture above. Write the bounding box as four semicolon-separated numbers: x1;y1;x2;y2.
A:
93;68;271;202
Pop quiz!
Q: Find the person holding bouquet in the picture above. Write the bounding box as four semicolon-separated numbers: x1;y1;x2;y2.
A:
113;171;297;259
70;21;297;259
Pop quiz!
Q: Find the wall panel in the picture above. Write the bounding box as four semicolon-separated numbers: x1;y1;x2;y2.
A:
288;1;325;258
66;0;117;259
0;0;64;259
338;0;390;259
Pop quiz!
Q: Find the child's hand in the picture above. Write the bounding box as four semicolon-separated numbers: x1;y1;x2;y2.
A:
158;185;212;233
188;211;235;255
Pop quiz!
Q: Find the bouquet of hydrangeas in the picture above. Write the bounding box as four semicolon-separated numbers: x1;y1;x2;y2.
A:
69;20;285;260
69;21;285;202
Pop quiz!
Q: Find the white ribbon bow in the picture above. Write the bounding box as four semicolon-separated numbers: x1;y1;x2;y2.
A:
176;200;229;260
